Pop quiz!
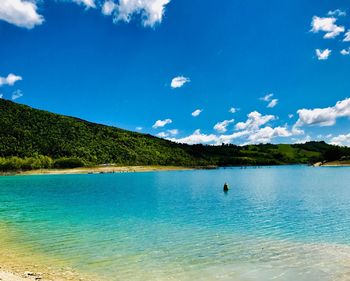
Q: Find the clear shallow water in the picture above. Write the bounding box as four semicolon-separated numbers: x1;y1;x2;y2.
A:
0;166;350;281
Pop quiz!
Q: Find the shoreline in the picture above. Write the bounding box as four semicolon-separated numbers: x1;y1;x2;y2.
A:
1;165;208;176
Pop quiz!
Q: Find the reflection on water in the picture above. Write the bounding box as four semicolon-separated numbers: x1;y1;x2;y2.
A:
0;166;350;280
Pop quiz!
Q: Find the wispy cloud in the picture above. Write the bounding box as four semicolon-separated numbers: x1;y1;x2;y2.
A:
0;0;44;29
327;9;346;17
214;119;234;133
260;93;278;108
191;109;202;117
316;49;331;60
171;76;190;89
11;89;23;100
152;118;172;129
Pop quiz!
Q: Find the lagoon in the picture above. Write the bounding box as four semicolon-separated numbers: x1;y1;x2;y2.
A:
1;166;350;281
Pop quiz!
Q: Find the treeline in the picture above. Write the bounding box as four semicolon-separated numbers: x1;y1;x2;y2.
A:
0;156;86;172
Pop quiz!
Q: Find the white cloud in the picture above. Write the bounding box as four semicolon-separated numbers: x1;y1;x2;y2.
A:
102;0;117;15
316;49;331;60
167;129;178;135
235;111;275;131
260;93;274;102
292;135;312;144
267;99;278;108
0;0;44;29
328;9;346;17
115;0;170;27
135;126;143;131
191;109;202;117
0;73;22;87
0;93;3;99
330;133;350;147
340;48;350;55
260;93;278;108
295;97;350;127
152;118;172;129
11;89;23;100
344;30;350;42
167;129;219;145
214;119;234;133
157;129;178;138
229;107;238;114
246;126;292;144
311;16;344;39
73;0;96;8
288;114;294;119
171;76;190;89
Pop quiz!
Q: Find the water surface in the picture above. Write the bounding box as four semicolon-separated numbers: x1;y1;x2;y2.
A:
1;166;350;280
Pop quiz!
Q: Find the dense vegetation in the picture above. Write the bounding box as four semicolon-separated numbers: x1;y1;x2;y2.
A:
1;99;349;172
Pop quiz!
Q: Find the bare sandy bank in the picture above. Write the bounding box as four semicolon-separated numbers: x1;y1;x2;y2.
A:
314;161;350;167
10;165;206;176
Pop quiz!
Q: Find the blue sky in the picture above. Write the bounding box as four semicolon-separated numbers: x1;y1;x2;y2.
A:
1;0;350;146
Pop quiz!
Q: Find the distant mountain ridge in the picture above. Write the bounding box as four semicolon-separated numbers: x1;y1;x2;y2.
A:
0;99;349;169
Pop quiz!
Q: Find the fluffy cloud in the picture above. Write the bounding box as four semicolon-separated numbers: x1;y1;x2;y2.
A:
311;16;345;39
0;94;3;99
168;109;296;145
0;0;44;29
214;119;234;133
73;0;96;8
330;133;350;147
295;97;350;127
11;89;23;100
114;0;170;27
0;73;22;87
328;9;346;17
340;48;350;55
167;129;218;145
191;109;202;117
235;111;275;131
135;126;143;131
152;118;172;128
171;76;190;89
102;0;117;15
246;126;291;144
260;93;278;108
316;49;331;60
344;30;350;42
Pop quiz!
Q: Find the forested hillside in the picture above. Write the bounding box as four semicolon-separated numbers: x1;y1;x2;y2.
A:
1;99;349;171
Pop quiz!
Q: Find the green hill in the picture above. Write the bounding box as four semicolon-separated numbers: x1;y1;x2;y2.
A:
0;99;349;171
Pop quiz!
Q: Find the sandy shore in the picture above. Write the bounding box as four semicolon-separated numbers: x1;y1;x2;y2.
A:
10;165;202;176
314;161;350;167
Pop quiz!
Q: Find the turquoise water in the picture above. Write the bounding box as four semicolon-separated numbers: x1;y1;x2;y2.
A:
1;166;350;280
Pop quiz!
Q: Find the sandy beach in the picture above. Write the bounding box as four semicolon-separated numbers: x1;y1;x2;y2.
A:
4;165;201;176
